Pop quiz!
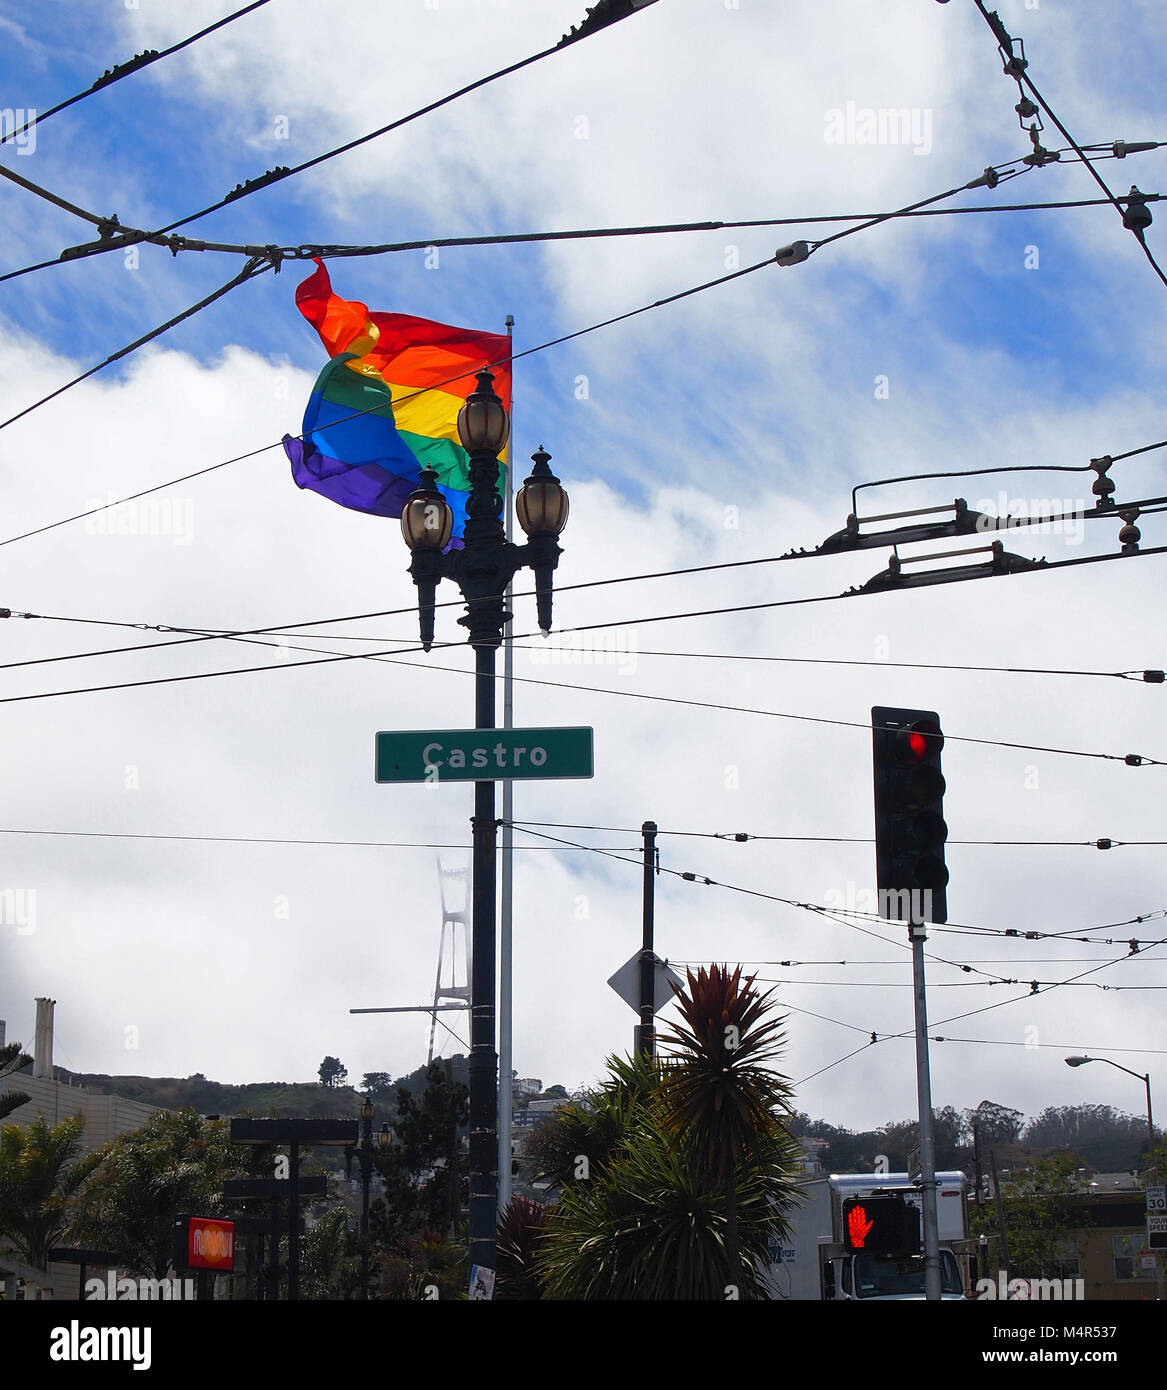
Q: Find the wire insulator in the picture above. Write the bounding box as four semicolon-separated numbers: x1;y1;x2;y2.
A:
1122;187;1153;235
1095;838;1113;850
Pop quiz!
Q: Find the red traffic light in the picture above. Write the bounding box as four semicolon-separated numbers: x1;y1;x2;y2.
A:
895;718;943;764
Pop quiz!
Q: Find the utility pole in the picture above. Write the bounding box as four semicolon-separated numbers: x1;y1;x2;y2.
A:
910;921;942;1301
990;1147;1011;1291
636;821;657;1055
498;311;516;1219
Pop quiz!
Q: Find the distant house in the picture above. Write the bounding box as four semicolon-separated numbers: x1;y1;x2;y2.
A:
981;1167;1160;1301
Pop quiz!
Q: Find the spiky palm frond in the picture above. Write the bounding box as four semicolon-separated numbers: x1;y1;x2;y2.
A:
525;1050;663;1189
0;1114;103;1270
0;1042;32;1122
495;1196;550;1300
536;1124;780;1301
657;964;795;1181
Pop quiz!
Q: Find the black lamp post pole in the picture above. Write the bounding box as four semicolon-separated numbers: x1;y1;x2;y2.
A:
359;1104;373;1299
402;370;567;1288
461;426;511;1282
469;641;499;1276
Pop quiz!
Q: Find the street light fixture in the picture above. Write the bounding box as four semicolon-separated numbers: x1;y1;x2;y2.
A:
401;366;568;1284
1064;1056;1156;1163
346;1097;378;1298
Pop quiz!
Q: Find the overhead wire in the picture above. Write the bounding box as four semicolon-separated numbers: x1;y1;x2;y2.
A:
0;827;574;852
504;825;1167;965
970;0;1167;292
0;1;276;148
0;258;272;433
3;580;1164;771
0;13;648;286
506;818;1166;851
3;155;1161;549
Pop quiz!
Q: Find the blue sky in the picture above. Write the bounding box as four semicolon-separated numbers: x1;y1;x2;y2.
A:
0;0;1164;1135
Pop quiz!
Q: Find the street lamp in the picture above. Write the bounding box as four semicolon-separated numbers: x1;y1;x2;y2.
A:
401;367;569;1283
345;1097;377;1298
1064;1056;1156;1163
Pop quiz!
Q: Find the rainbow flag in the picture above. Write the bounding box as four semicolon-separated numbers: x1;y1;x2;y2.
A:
282;260;511;543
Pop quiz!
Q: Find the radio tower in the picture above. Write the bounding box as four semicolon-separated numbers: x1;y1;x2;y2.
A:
429;856;471;1064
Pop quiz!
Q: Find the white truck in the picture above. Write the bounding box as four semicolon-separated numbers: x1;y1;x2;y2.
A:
764;1171;972;1301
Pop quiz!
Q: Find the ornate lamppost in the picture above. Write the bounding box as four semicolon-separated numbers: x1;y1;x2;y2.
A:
345;1096;378;1298
400;368;569;1283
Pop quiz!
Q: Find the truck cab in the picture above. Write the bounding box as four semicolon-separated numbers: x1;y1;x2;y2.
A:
764;1170;972;1301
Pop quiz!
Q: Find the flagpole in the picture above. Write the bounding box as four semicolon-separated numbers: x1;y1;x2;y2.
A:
497;312;515;1218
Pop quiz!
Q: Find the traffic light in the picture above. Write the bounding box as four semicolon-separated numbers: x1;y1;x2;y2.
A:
872;706;948;925
841;1195;921;1256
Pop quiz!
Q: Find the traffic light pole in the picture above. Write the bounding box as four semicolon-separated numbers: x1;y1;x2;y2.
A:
872;707;949;1302
910;922;942;1302
636;820;658;1056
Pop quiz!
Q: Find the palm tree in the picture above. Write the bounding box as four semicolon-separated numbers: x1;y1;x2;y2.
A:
532;1010;800;1300
524;1050;660;1191
536;1118;784;1299
0;1041;32;1121
0;1113;103;1270
656;963;799;1296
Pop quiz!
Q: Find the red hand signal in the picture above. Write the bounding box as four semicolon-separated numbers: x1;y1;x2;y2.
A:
847;1204;875;1248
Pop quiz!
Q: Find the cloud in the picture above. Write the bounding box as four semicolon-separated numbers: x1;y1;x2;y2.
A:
0;1;1163;1133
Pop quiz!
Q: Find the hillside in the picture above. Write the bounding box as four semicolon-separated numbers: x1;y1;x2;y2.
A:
55;1068;366;1120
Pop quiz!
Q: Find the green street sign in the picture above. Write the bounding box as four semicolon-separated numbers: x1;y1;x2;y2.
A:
375;727;594;784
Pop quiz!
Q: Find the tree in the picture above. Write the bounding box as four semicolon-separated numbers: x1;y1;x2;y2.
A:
0;1114;103;1270
371;1061;468;1248
971;1154;1087;1279
967;1100;1025;1147
71;1110;264;1280
318;1056;348;1089
1022;1104;1149;1170
361;1072;393;1100
533;971;802;1301
495;1196;550;1300
525;1051;657;1192
0;1041;32;1122
874;1106;967;1171
656;964;799;1293
300;1208;361;1300
534;1047;799;1300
